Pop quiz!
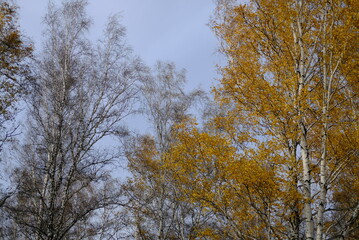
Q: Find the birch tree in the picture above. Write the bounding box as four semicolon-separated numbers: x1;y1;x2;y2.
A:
211;0;358;239
4;0;144;239
123;62;206;239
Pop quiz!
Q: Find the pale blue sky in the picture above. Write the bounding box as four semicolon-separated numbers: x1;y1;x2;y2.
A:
17;0;222;91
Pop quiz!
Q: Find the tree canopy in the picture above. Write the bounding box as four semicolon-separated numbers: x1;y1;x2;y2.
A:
0;0;358;239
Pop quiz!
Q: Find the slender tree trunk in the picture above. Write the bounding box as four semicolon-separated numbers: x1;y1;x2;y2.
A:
316;112;328;240
295;1;314;238
289;145;300;240
316;8;329;239
300;123;314;240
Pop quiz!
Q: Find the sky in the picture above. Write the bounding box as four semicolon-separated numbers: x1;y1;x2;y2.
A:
17;0;222;92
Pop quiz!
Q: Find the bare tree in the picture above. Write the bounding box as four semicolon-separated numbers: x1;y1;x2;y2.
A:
123;61;208;239
3;0;144;239
141;61;204;151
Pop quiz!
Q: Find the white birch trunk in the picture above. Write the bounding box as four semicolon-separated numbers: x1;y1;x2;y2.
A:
296;1;314;238
316;8;329;239
300;123;314;240
316;112;328;240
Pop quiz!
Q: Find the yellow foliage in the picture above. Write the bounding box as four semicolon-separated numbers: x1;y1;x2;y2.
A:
210;0;358;238
162;119;284;239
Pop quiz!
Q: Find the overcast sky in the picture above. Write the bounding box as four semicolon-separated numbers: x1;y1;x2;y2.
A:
17;0;222;92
